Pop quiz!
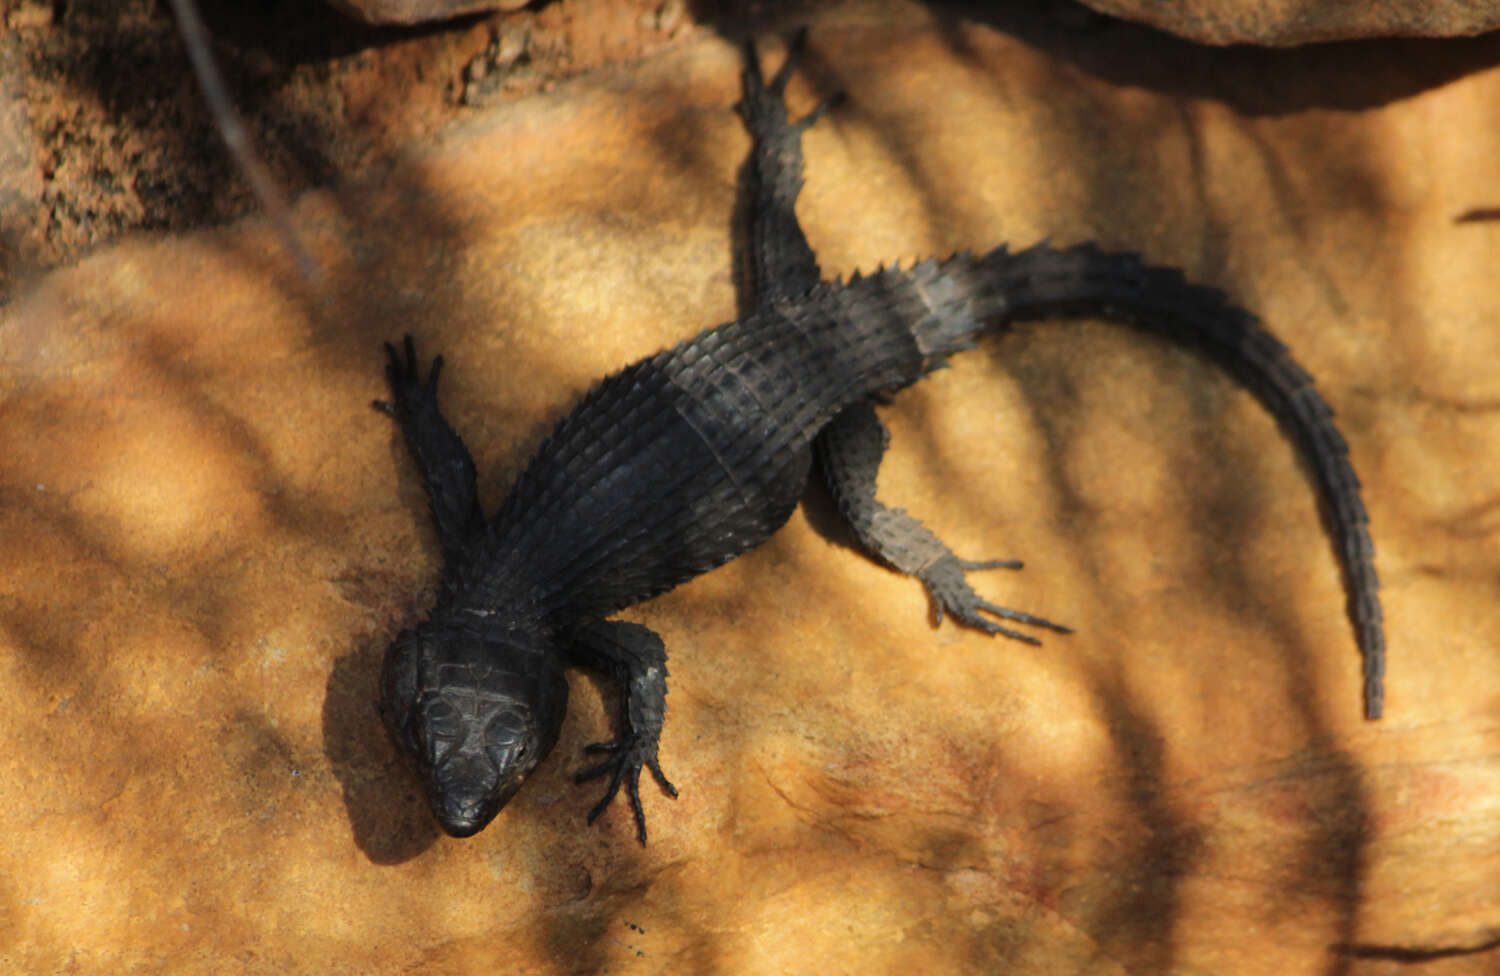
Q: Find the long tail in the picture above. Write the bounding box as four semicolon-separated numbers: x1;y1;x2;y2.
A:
848;241;1385;719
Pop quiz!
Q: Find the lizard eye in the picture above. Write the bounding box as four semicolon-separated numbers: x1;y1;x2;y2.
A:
425;699;461;738
486;738;527;773
485;710;532;765
487;708;525;736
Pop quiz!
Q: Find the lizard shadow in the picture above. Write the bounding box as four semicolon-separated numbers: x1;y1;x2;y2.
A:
323;634;442;865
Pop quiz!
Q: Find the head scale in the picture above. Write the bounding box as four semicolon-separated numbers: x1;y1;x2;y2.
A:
379;617;568;837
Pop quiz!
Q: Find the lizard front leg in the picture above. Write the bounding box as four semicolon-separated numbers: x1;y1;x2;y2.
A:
565;619;679;844
374;335;486;570
816;399;1070;643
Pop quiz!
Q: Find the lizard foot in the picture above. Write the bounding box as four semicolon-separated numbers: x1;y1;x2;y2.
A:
738;29;844;136
576;735;679;845
373;333;444;420
918;554;1071;644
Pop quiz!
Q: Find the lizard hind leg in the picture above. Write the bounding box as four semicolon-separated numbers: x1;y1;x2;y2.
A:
815;400;1071;644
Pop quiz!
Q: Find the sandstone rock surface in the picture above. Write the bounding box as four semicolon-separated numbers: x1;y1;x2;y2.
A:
329;0;529;25
4;4;1500;973
1078;0;1500;45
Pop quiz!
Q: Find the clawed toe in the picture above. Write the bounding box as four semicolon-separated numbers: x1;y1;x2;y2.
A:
739;28;838;135
920;553;1069;644
576;738;677;845
766;27;807;94
958;557;1023;572
794;90;844;131
375;335;447;420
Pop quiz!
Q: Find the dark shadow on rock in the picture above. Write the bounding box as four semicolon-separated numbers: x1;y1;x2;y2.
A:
1335;932;1500;962
1456;207;1500;223
1092;686;1201;971
916;331;1205;968
0;498;132;676
1142;322;1374;974
985;307;1375;963
323;631;442;864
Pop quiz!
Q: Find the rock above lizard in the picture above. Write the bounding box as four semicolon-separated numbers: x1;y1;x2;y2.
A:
1077;0;1500;45
327;0;528;25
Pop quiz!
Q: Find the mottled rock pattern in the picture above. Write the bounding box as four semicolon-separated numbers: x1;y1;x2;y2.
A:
0;35;43;295
1078;0;1500;45
3;4;1500;973
329;0;529;25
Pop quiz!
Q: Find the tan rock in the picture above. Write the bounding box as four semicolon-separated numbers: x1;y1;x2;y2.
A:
328;0;529;25
3;4;1499;972
1077;0;1500;45
0;36;43;295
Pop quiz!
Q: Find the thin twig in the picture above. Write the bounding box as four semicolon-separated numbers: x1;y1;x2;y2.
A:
166;0;322;281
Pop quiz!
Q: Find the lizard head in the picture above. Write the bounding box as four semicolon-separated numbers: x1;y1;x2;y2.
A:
379;618;568;838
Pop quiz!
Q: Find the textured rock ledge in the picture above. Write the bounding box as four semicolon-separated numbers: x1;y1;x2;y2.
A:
1078;0;1500;46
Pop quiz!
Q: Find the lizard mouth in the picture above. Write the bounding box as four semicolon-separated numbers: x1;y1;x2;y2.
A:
433;788;504;838
430;752;525;838
437;808;488;838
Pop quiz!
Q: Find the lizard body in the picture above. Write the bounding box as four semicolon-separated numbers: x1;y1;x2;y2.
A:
375;33;1384;844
